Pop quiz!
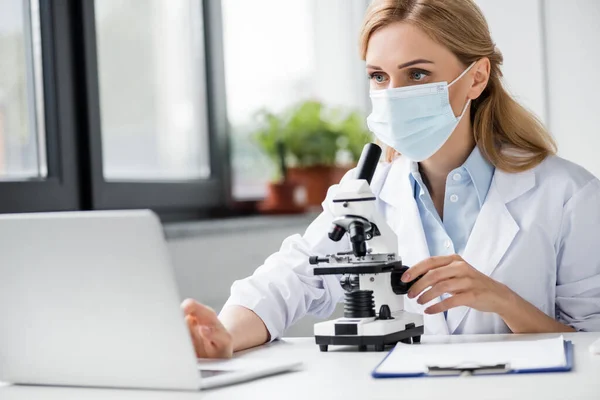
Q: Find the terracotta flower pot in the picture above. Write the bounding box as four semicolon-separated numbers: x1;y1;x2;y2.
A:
288;165;353;208
330;165;355;185
258;181;306;215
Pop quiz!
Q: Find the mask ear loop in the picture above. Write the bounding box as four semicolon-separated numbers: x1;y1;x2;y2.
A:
457;98;472;120
448;61;476;119
448;61;477;88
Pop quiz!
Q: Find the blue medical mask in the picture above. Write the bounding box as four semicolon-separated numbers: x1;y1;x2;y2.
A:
366;62;475;161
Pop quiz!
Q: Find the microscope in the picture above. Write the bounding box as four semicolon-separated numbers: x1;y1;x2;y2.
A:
310;143;424;352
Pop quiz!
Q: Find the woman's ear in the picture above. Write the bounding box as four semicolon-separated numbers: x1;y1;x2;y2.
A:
468;57;491;100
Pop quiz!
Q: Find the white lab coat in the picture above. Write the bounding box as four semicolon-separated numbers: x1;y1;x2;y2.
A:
224;154;600;339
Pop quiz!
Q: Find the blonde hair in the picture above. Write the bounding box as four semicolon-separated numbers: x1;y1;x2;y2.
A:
360;0;556;172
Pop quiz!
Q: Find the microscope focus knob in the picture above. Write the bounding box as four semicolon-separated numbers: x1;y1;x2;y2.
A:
391;265;421;295
309;256;329;265
378;304;392;320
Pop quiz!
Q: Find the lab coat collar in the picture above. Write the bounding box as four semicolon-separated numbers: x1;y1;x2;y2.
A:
378;156;536;335
378;156;410;209
379;157;449;335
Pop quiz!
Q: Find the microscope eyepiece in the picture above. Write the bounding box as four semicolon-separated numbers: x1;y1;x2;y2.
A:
355;143;382;184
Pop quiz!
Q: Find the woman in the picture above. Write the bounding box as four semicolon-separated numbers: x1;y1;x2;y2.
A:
183;0;600;358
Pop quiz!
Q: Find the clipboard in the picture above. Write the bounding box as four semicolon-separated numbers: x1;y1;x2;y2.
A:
371;340;573;378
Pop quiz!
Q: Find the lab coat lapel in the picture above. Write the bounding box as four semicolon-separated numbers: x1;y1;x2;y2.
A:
379;157;449;335
446;168;535;333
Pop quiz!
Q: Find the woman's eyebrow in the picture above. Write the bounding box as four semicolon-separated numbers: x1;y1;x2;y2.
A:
397;59;434;69
366;59;434;71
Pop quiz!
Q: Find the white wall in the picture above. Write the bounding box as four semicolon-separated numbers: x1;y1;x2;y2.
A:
544;0;600;177
312;0;370;113
476;0;547;123
478;0;600;177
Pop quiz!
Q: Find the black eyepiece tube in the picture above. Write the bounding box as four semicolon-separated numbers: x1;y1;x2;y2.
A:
355;143;382;184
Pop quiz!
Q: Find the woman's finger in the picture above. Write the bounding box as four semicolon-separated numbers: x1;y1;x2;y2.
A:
407;261;464;299
197;324;232;359
416;277;472;305
186;315;207;358
181;299;219;326
401;254;462;282
424;293;470;314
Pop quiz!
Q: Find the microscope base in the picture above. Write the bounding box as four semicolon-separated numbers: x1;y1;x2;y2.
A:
314;311;424;352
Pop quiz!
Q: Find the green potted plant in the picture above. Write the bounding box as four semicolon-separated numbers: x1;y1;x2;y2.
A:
252;100;373;210
253;110;306;214
284;101;341;207
330;109;373;184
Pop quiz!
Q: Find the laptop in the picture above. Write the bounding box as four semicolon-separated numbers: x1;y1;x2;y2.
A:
0;210;301;390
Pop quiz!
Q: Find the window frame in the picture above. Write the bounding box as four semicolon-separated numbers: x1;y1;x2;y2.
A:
0;0;81;213
76;0;231;214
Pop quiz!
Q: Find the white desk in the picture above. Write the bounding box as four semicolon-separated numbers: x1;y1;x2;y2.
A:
1;333;599;400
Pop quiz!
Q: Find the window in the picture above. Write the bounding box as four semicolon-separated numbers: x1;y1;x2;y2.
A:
0;0;45;181
80;0;228;213
94;0;211;181
0;0;80;213
0;0;227;216
222;0;370;200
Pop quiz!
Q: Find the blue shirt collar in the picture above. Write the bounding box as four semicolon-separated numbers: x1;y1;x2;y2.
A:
463;146;495;206
408;146;495;207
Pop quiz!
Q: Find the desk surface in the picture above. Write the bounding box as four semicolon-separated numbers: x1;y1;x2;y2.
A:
2;333;599;400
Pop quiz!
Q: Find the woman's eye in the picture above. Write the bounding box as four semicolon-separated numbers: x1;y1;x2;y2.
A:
409;70;429;81
369;73;387;83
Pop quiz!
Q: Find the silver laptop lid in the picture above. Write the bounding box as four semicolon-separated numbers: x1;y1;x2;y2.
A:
0;210;200;390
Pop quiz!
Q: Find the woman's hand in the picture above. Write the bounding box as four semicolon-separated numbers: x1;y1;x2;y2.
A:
181;299;233;359
402;255;513;315
401;254;575;333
